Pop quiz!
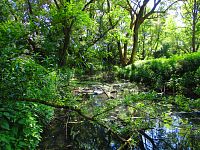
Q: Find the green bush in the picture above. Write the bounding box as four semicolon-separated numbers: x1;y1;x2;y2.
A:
118;52;200;95
0;54;75;149
0;56;57;149
194;67;200;96
0;104;53;150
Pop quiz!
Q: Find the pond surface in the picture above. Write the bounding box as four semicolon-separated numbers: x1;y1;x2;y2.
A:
142;112;200;150
39;81;200;150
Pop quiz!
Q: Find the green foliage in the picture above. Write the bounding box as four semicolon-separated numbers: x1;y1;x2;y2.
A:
169;95;191;111
168;95;200;111
0;21;27;57
1;57;57;99
118;52;200;95
0;101;54;149
125;92;200;112
56;67;74;99
0;55;59;149
0;0;200;149
181;0;200;52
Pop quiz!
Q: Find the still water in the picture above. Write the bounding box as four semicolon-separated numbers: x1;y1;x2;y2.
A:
39;82;200;150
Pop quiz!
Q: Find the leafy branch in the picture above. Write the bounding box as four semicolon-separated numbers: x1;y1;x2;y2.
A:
12;97;129;142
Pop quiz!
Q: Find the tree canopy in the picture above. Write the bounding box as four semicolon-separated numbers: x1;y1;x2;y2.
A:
0;0;200;149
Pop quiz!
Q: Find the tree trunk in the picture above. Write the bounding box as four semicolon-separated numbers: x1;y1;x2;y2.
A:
56;0;94;67
141;29;146;60
128;24;140;64
117;41;126;66
192;19;196;52
192;0;197;52
117;41;123;64
124;42;128;63
58;25;71;67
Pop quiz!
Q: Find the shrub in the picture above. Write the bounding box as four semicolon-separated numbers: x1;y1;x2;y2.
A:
117;52;200;95
0;56;57;149
0;103;54;150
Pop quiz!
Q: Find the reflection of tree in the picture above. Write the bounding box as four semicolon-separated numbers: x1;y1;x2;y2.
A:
142;115;200;150
16;95;199;149
71;121;112;149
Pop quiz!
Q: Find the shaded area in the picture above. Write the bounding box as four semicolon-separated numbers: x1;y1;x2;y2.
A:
39;81;200;150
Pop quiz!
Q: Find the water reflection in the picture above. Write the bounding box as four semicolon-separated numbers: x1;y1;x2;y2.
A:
69;113;200;150
39;112;199;149
143;114;200;150
39;82;200;149
41;113;200;150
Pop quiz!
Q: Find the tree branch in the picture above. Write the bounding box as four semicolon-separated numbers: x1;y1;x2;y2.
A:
143;0;182;21
92;102;122;118
87;18;121;48
82;0;95;11
53;0;60;9
126;0;133;11
142;0;161;21
13;97;94;120
12;97;128;142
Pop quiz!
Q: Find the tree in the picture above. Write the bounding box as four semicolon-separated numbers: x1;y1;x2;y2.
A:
182;0;200;52
50;0;96;67
51;0;120;68
137;18;164;59
116;0;183;65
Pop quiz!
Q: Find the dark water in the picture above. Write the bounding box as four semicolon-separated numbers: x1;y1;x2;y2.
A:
39;111;200;150
39;82;200;150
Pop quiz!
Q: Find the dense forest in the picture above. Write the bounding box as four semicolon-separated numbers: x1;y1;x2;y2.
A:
0;0;200;149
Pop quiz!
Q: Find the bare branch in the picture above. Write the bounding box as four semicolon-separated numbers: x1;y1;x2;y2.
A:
14;97;99;122
135;0;150;24
142;0;161;21
161;0;182;13
107;0;113;27
138;130;157;149
129;0;138;15
131;0;139;6
82;0;95;11
143;0;182;21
